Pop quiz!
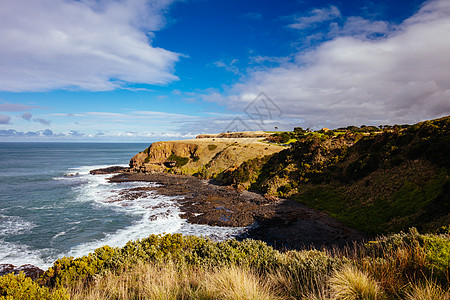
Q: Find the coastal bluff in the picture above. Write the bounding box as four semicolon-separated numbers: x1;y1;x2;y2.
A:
129;132;283;178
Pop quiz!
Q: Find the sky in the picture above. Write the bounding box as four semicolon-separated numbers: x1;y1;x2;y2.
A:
0;0;449;142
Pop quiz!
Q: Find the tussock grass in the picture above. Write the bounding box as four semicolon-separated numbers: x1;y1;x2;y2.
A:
329;265;383;300
405;280;450;300
201;265;279;300
69;262;196;300
69;263;280;300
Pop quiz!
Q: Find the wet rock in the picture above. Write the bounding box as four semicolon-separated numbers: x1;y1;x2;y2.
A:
109;172;365;249
0;264;44;280
90;166;127;175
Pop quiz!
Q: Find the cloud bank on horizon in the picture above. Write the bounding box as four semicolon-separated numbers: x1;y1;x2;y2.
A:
207;0;450;128
0;0;449;140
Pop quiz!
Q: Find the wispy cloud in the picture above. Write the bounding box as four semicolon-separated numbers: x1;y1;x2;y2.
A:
0;0;180;92
206;0;450;128
214;59;240;74
86;112;129;118
132;110;196;119
329;16;391;38
33;118;51;125
289;6;341;30
0;103;42;111
85;110;195;120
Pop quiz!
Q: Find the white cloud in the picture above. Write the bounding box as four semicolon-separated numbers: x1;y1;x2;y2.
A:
0;114;11;124
329;17;391;38
0;0;180;92
289;6;340;30
210;0;450;128
21;112;32;121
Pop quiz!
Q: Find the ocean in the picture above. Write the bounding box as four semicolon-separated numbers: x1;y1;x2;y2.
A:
0;143;244;270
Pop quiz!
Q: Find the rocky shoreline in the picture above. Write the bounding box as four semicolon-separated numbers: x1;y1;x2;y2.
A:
0;168;365;279
108;171;365;249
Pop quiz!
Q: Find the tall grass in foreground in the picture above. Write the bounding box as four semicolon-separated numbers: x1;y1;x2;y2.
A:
1;228;448;299
329;265;382;300
69;262;280;300
405;280;450;300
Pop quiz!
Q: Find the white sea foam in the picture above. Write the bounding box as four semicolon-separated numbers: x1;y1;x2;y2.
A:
2;164;246;270
0;215;35;237
0;240;54;270
62;165;246;259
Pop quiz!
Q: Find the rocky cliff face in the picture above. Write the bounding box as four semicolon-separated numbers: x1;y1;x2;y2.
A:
129;138;284;178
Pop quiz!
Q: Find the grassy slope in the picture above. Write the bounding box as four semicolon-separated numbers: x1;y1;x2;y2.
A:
219;116;450;235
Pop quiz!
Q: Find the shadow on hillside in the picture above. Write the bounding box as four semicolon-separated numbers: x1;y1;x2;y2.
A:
240;198;366;250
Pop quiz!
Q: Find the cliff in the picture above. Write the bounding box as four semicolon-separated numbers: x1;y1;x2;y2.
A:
129;135;285;178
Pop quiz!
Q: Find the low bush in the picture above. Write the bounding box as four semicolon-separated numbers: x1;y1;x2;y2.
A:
0;272;68;300
167;154;189;167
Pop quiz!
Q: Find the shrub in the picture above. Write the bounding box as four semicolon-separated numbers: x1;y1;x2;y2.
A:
40;234;283;288
0;272;68;300
208;144;218;151
167;154;189;167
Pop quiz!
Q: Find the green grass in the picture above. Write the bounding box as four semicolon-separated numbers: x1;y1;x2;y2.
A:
293;170;449;235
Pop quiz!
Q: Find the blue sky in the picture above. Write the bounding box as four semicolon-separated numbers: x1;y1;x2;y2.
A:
0;0;449;141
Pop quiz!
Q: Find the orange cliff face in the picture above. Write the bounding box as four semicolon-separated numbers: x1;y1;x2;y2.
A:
128;135;285;178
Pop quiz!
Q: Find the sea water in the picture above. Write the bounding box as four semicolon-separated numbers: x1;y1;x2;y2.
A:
0;143;244;270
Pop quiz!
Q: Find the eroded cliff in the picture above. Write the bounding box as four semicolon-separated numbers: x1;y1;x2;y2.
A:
129;136;285;178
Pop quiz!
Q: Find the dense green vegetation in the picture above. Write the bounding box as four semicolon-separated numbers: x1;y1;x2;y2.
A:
207;144;218;151
2;231;448;299
220;116;450;235
167;153;190;167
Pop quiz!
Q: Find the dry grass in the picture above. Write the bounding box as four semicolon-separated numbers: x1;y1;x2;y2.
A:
201;265;279;300
404;280;450;300
267;266;329;299
69;262;280;300
69;262;195;300
329;265;383;300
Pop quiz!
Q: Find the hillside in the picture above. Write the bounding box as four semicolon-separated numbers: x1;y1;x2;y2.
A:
219;116;450;235
129;135;284;178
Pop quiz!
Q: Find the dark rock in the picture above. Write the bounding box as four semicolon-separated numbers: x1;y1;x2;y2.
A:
90;166;127;175
0;264;44;280
109;172;365;249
